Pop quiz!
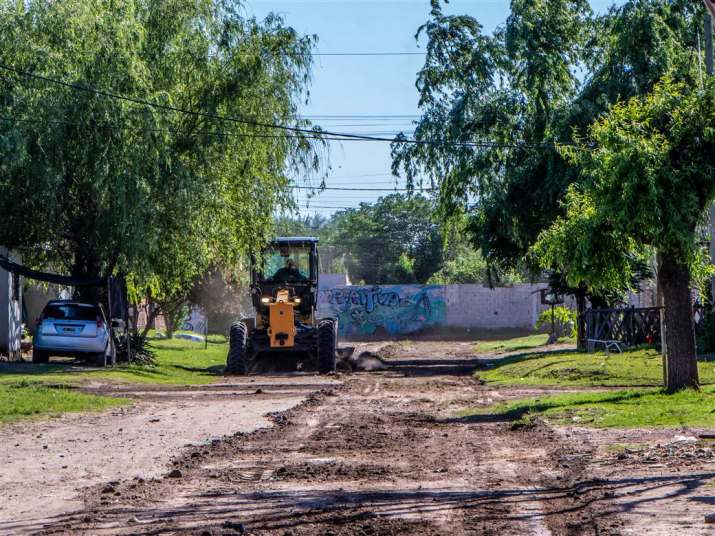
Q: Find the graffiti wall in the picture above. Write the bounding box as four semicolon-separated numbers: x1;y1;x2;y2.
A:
318;285;446;338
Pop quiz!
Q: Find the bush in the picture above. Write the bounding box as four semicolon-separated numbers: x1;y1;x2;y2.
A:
536;306;576;339
116;333;156;365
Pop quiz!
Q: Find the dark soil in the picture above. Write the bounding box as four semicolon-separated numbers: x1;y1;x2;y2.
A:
32;342;711;535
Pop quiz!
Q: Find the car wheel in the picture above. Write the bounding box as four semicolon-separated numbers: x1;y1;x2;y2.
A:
94;351;107;368
32;349;49;364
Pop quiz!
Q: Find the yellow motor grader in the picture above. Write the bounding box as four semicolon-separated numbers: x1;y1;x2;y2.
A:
225;237;338;374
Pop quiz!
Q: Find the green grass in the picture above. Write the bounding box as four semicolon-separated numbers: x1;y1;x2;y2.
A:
0;381;129;424
478;346;715;387
474;334;575;354
0;336;229;386
462;387;715;428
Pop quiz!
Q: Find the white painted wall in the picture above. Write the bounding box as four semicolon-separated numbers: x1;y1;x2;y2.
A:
0;247;22;360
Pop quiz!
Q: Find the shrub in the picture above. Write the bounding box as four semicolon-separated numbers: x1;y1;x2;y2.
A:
536;306;576;339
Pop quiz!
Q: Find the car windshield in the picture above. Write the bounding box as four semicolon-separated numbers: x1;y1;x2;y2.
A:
43;304;98;321
259;244;311;282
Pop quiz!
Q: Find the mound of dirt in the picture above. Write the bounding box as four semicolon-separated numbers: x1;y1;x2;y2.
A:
272;461;392;482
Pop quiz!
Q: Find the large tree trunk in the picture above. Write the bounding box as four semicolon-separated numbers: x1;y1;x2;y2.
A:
71;249;104;304
576;284;587;351
659;253;699;392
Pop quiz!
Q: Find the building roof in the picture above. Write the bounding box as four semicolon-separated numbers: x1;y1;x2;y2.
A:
273;236;319;244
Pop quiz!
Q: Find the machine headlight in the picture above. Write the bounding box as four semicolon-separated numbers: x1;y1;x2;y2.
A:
261;297;271;304
293;298;301;304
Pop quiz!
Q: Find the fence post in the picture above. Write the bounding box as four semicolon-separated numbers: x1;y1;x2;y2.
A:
629;305;635;346
660;307;667;385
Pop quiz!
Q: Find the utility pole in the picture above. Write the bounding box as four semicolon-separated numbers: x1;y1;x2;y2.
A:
706;5;715;305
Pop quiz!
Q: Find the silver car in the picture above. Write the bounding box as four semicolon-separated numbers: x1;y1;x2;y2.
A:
33;301;113;366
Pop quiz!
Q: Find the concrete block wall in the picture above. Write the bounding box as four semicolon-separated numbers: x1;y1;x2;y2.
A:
444;284;550;330
318;283;567;338
318;281;655;339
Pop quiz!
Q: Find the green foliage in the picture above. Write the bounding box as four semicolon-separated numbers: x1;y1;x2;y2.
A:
535;306;576;338
393;0;593;271
465;387;715;428
116;333;155;365
530;188;654;296
393;0;705;294
326;194;443;284
428;247;488;284
0;382;128;424
0;0;322;293
566;76;715;260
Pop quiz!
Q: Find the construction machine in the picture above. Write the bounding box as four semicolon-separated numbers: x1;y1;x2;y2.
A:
225;237;338;374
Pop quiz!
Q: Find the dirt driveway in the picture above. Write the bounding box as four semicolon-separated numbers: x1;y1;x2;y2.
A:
4;341;715;535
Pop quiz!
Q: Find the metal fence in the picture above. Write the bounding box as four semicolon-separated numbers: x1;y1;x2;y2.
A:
583;304;709;352
583;306;662;350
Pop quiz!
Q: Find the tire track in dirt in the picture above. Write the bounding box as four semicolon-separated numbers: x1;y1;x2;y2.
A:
36;352;623;536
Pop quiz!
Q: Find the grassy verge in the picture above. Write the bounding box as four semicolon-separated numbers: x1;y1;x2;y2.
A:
474;334;575;354
462;387;715;428
0;336;228;386
0;381;129;424
478;347;715;387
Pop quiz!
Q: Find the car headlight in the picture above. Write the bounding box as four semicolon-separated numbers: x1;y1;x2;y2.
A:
293;298;301;304
261;297;271;304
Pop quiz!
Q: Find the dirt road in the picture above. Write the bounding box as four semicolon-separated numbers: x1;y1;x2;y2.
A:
5;341;715;535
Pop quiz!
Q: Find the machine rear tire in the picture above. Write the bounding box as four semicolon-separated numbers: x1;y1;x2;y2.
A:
226;321;249;375
318;319;337;374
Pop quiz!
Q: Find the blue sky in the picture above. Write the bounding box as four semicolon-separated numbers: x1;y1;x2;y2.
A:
245;0;622;217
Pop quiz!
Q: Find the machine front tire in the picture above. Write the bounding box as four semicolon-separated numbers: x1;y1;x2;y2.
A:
318;318;338;374
226;321;249;375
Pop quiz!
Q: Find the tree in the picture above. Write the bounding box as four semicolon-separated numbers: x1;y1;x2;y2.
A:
0;1;321;304
427;246;488;284
392;0;591;269
327;194;443;284
392;0;703;296
535;77;715;391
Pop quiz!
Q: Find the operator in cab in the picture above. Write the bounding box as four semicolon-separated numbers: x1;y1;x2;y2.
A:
272;258;306;282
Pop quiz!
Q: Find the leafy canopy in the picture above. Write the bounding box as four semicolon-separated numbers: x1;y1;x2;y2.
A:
326;194;443;285
535;75;715;290
0;0;322;298
393;0;704;286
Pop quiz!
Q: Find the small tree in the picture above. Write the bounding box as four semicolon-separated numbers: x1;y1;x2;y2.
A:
535;76;715;392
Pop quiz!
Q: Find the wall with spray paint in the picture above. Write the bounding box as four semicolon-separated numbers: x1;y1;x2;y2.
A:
318;283;655;339
318;285;446;338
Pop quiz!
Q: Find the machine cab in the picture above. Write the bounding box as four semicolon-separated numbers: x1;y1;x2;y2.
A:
251;237;319;320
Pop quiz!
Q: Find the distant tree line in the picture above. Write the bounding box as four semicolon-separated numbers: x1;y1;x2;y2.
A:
277;194;528;286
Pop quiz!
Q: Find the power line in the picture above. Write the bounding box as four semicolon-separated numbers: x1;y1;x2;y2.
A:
0;63;574;150
312;52;426;56
299;115;419;119
291;185;433;192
